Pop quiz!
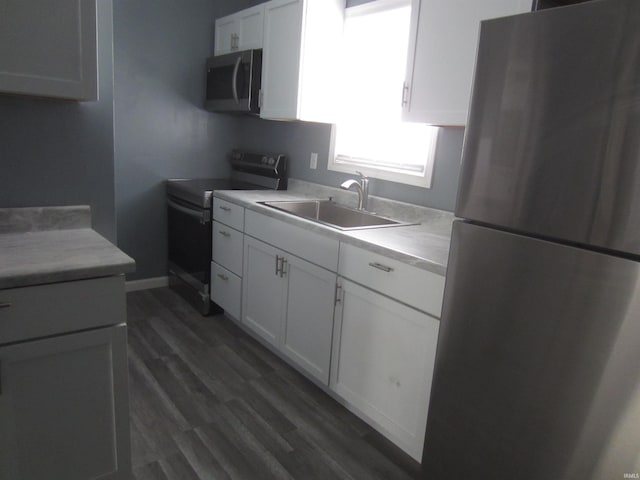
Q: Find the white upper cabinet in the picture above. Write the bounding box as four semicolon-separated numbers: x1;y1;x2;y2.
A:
214;4;265;56
0;0;98;101
402;0;531;125
260;0;345;122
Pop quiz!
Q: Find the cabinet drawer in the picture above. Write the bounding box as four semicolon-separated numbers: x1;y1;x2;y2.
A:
245;209;339;271
211;263;242;320
338;243;444;318
212;221;244;276
213;198;245;231
0;276;126;345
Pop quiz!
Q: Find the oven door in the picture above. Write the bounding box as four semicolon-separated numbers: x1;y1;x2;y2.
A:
205;49;262;114
167;197;212;309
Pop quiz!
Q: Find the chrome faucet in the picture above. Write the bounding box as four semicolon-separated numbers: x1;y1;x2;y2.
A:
340;171;369;211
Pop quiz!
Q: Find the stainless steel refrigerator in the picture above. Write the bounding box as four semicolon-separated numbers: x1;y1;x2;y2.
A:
422;1;640;478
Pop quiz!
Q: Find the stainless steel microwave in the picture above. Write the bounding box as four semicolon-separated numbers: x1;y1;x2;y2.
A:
205;49;262;114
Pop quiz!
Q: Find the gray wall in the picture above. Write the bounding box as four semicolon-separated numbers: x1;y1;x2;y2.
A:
0;1;116;242
113;0;262;280
114;0;464;280
234;118;464;212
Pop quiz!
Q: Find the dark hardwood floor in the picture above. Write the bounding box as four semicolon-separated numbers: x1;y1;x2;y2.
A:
127;287;423;480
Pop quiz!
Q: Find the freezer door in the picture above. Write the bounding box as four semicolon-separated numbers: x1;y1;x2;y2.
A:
457;0;640;256
423;220;640;479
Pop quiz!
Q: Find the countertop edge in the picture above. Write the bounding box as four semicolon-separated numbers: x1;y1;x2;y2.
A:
0;228;136;290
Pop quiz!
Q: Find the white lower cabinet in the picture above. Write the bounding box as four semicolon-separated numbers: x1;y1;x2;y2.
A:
0;325;130;480
0;276;131;480
211;262;242;320
242;237;287;348
281;251;336;384
217;196;445;462
242;235;336;384
331;278;440;462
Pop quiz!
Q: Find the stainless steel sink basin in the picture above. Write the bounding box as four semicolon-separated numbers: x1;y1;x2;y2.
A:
260;200;415;230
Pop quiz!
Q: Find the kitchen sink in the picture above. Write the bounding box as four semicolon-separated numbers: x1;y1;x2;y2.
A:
260;200;415;230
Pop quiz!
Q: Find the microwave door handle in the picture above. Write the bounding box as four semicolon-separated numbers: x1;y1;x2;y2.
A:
231;56;242;105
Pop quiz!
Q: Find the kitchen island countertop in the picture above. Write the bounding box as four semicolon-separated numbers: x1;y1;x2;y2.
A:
0;206;135;290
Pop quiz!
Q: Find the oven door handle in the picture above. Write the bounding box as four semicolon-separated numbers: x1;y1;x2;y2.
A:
231;55;242;105
167;199;210;225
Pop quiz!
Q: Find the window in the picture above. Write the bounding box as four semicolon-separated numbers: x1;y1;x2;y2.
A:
329;0;438;188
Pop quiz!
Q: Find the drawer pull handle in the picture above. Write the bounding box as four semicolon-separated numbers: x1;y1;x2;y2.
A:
219;206;232;212
368;262;394;273
217;273;229;281
0;302;11;309
219;230;231;237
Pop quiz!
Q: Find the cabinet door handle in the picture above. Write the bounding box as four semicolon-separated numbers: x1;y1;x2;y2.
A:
369;262;394;273
334;283;342;305
280;258;288;278
0;302;11;309
401;81;409;107
275;255;282;276
217;273;229;281
218;230;231;237
219;205;231;212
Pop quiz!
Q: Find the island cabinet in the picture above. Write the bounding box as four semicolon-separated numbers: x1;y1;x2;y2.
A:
260;0;345;122
402;0;531;125
0;276;131;480
0;0;98;101
214;4;265;56
331;243;444;462
243;210;339;384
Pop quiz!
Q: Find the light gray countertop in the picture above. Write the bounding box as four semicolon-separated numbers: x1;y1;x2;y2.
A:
0;206;135;290
214;187;453;276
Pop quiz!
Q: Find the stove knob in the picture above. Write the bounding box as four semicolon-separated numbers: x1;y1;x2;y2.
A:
261;156;268;164
268;157;275;165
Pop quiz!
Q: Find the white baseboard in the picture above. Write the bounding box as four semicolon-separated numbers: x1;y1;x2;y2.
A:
125;276;169;292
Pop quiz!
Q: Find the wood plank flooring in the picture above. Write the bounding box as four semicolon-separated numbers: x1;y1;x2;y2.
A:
127;287;423;480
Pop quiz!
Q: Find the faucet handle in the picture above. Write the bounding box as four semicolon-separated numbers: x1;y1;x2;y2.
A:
355;170;368;180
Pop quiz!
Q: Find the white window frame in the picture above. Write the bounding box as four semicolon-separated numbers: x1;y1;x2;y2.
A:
328;0;438;189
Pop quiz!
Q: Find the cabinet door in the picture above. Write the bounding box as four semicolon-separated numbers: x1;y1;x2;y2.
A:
214;14;238;56
261;0;304;120
281;255;337;385
0;0;97;100
0;325;131;480
402;0;531;125
242;237;287;348
330;279;439;461
236;4;265;51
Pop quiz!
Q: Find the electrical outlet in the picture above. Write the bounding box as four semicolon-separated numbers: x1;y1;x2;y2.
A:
310;152;318;170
